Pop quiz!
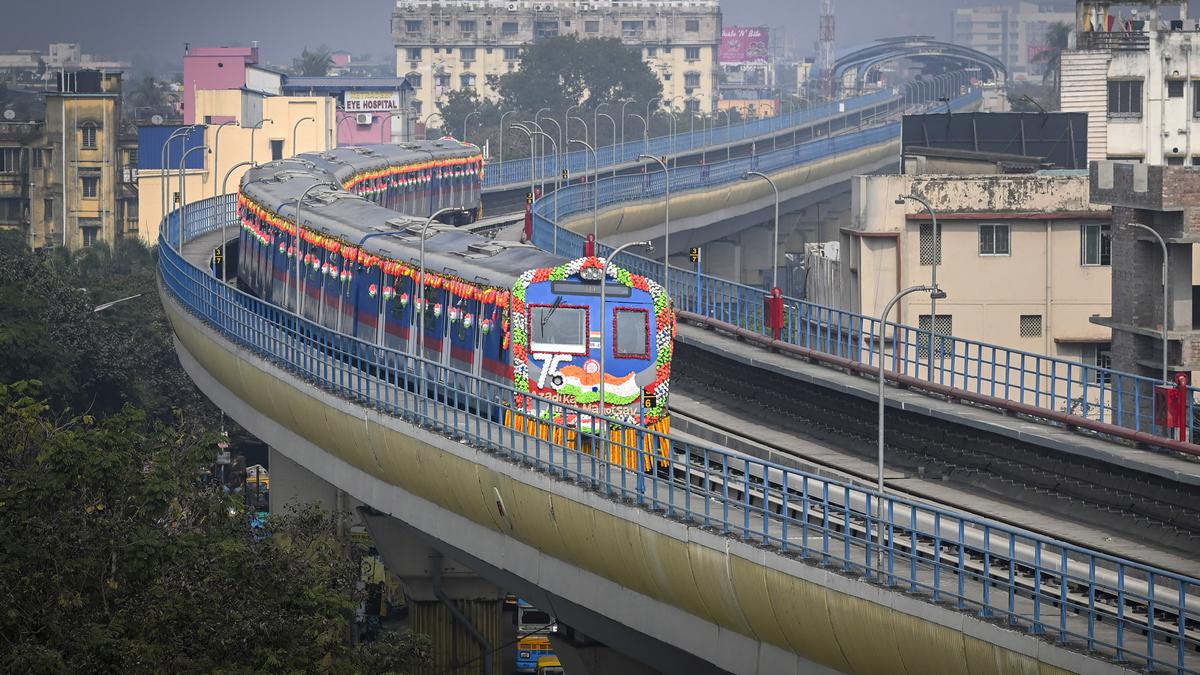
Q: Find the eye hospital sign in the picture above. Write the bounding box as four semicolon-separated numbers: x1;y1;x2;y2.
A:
343;91;400;113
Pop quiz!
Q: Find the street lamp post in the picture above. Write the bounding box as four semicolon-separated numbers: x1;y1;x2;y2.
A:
291;182;338;315
212;120;239;200
638;154;671;292
876;283;946;572
418;206;469;352
620;99;637;149
292;116;315;156
645;96;662;143
717;109;732;162
532;130;560;254
628;113;648;154
218;160;256;282
421;112;444;140
463;109;481;143
599;240;654;443
499;110;518;166
1129;222;1171;384
896;193;941;380
569;139;599;243
249;118;273;166
742;171;781;289
177;144;209;249
510;124;536;209
566;104;583;146
160;125;194;230
523;120;547;194
597;112;617;178
92;293;145;313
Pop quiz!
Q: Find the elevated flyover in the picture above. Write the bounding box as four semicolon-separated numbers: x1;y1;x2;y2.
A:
159;195;1196;674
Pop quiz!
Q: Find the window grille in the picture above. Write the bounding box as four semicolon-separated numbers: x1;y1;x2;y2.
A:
917;314;953;359
919;223;941;265
1019;314;1042;338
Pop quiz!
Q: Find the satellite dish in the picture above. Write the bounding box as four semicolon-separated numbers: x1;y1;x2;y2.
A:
2;109;14;120
151;114;164;125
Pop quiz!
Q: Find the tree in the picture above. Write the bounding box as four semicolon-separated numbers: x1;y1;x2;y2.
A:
497;36;662;115
124;75;173;120
1033;21;1072;108
436;89;487;141
294;46;333;77
0;382;430;673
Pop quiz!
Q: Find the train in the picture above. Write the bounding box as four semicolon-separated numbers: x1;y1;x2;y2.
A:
234;140;673;466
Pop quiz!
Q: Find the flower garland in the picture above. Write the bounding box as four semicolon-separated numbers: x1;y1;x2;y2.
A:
510;256;674;425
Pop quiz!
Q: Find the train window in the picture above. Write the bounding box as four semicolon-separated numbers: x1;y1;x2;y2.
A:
529;304;587;355
614;308;649;358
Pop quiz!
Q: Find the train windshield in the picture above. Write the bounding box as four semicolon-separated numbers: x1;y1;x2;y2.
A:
530;305;587;354
614;309;649;358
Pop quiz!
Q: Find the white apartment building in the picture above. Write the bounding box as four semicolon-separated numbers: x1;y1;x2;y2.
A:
1060;0;1200;164
391;0;722;115
951;2;1074;80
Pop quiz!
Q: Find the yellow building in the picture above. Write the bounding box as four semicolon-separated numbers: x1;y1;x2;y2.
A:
135;91;336;244
0;70;138;251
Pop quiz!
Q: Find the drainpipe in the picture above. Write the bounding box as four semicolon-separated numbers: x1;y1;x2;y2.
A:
1045;219;1053;358
430;551;492;675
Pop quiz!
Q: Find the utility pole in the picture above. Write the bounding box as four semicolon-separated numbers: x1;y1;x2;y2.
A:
818;0;836;98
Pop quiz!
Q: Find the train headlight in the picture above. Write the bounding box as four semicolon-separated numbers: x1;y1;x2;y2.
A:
579;266;603;281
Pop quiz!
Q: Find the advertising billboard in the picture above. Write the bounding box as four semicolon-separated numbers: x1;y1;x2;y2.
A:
343;90;400;113
720;26;769;64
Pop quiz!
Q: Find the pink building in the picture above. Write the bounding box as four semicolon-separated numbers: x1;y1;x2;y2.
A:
181;46;282;124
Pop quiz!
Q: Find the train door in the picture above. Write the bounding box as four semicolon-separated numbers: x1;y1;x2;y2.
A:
383;272;416;352
446;294;479;375
478;299;508;383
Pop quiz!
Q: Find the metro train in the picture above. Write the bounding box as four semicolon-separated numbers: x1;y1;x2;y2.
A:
234;140;673;465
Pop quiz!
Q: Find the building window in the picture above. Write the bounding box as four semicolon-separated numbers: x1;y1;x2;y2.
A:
979;223;1010;255
646;46;657;58
434;73;450;89
31;147;42;169
622;20;644;38
405;20;423;33
270;139;284;161
502;21;519;36
1081;223;1111;266
460;73;476;89
82;226;98;248
81;123;98;149
126;147;138;165
1080;342;1113;385
503;47;520;61
534;21;558;39
461;47;476;61
686;99;700;112
685;18;700;32
81;176;99;198
684;72;701;87
0;147;19;173
917;314;953;359
406;72;422;88
585;20;600;33
1192;82;1200;117
1107;80;1143;117
1019;314;1043;338
44;198;52;219
407;47;422;61
411;100;422;115
919;222;942;265
458;20;477;35
1168;79;1185;98
685;47;701;61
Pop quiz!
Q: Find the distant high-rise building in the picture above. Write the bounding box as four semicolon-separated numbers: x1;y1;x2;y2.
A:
951;2;1074;81
391;0;722;114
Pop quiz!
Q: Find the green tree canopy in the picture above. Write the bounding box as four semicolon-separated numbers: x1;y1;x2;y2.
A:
294;46;333;77
1033;21;1072;108
497;36;662;115
0;381;429;673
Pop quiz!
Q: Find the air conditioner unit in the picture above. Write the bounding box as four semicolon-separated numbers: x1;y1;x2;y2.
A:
507;1;518;9
356;113;374;125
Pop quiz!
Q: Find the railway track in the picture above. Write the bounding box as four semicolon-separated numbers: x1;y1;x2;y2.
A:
672;342;1200;566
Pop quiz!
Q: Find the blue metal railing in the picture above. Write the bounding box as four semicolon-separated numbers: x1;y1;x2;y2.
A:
483;90;897;189
529;87;1200;444
161;195;1197;673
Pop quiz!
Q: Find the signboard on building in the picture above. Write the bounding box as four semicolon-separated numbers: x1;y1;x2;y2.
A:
720;26;769;64
343;90;400;113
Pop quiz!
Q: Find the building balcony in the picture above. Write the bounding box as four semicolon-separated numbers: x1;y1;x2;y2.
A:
1077;32;1150;51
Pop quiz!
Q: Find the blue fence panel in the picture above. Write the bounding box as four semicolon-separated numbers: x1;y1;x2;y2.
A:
160;195;1200;673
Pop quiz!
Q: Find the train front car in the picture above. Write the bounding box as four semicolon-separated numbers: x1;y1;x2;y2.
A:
508;256;674;470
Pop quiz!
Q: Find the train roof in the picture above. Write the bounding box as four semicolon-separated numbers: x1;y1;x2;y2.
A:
240;140;564;290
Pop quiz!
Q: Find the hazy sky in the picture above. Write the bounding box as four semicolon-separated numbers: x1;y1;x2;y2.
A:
3;0;969;73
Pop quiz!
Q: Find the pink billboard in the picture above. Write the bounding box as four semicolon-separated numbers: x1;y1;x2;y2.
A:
720;26;770;64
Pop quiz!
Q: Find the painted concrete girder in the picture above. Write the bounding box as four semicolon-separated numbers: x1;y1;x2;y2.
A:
161;283;1131;675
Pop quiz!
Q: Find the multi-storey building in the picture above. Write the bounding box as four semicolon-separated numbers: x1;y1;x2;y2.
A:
951;1;1074;81
0;43;131;84
391;0;722;114
1060;0;1198;165
0;69;138;251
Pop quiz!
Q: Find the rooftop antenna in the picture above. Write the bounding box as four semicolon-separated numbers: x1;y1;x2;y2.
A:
818;0;835;97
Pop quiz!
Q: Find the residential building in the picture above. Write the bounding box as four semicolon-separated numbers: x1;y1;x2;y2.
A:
1060;0;1194;164
839;171;1112;367
391;0;722;113
282;77;415;145
951;1;1074;81
0;69;138;251
0;43;130;83
1089;162;1200;388
137;46;338;244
